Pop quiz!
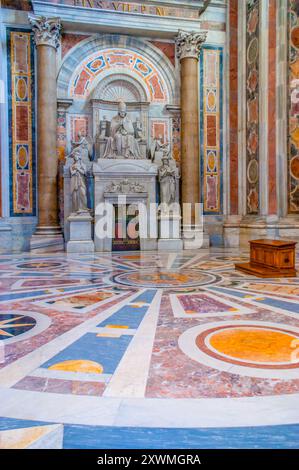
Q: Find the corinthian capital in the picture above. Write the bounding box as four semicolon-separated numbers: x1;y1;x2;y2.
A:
175;30;207;61
29;15;61;49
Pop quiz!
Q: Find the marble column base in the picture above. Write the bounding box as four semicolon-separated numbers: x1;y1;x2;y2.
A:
0;223;12;254
224;216;299;249
223;216;242;248
30;226;64;253
158;238;183;251
183;225;210;250
158;214;183;251
67;213;94;254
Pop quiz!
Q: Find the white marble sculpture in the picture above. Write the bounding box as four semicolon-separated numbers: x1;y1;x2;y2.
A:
149;136;170;163
71;131;93;164
105;179;145;194
102;101;143;159
70;149;89;214
158;153;177;206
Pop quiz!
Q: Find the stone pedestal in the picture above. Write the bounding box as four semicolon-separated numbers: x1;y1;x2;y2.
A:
0;223;12;254
93;159;158;252
158;214;183;251
67;213;94;254
183;225;210;250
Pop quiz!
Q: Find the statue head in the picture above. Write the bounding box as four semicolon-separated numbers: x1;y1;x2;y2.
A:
118;100;127;118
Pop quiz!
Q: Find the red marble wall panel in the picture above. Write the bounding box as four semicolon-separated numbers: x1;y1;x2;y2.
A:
268;0;277;215
229;0;239;215
148;75;164;101
288;0;299;213
246;0;260;215
15;106;29;141
150;41;175;67
207;115;217;147
1;0;32;10
74;69;91;96
61;33;90;58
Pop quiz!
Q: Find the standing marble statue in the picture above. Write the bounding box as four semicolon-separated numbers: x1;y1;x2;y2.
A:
158;154;176;206
71;131;93;164
102;101;142;159
70;149;88;214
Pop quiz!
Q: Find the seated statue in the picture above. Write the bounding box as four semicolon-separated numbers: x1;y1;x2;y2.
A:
102;101;142;159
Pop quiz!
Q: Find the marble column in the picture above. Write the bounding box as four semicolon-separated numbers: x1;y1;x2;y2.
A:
175;30;209;248
29;15;64;252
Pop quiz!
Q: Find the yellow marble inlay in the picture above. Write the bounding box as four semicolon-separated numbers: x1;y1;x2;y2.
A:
209;328;299;363
48;360;103;374
0;425;62;449
106;325;129;329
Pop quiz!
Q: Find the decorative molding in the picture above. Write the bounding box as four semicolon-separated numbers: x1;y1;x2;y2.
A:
29;15;61;49
105;179;146;193
175;30;207;60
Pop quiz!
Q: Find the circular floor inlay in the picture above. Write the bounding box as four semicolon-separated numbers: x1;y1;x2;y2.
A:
113;269;218;288
208;327;298;364
0;313;36;340
16;261;63;270
0;311;51;345
178;321;299;379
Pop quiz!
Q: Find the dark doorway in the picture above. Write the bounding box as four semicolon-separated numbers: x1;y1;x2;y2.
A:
112;205;140;251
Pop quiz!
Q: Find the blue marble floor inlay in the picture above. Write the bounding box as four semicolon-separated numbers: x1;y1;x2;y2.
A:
133;289;157;303
256;297;299;314
0;417;298;449
40;333;132;375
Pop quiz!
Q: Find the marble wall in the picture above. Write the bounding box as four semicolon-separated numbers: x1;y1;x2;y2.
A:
229;0;239;216
200;45;224;215
0;1;228;252
288;0;299;213
6;28;36;217
246;0;260;215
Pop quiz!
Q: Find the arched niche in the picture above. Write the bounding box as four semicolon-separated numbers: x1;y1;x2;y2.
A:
57;34;176;105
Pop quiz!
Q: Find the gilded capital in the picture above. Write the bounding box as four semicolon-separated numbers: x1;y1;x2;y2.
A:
29;15;61;49
175;30;207;61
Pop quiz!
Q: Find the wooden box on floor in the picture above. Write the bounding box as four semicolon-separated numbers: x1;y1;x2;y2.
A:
235;239;297;278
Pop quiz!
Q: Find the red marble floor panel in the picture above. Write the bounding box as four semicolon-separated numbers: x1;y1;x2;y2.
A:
13;375;106;397
0;293;133;368
145;294;299;399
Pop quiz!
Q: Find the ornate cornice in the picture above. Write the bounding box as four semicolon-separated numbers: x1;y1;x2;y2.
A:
175;30;207;60
29;15;62;49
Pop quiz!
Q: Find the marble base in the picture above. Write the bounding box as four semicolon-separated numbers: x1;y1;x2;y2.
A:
30;227;64;253
158;213;183;251
141;238;158;251
0;223;12;254
159;213;181;239
67;240;95;254
223;216;242;248
224;216;299;249
158;238;183;251
93;158;158;252
183;225;210;249
67;213;94;254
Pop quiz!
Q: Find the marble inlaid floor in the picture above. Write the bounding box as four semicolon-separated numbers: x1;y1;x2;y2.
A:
0;249;299;449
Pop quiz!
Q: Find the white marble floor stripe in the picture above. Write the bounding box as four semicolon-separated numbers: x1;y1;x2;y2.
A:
30;368;112;383
1;387;299;429
103;290;163;398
